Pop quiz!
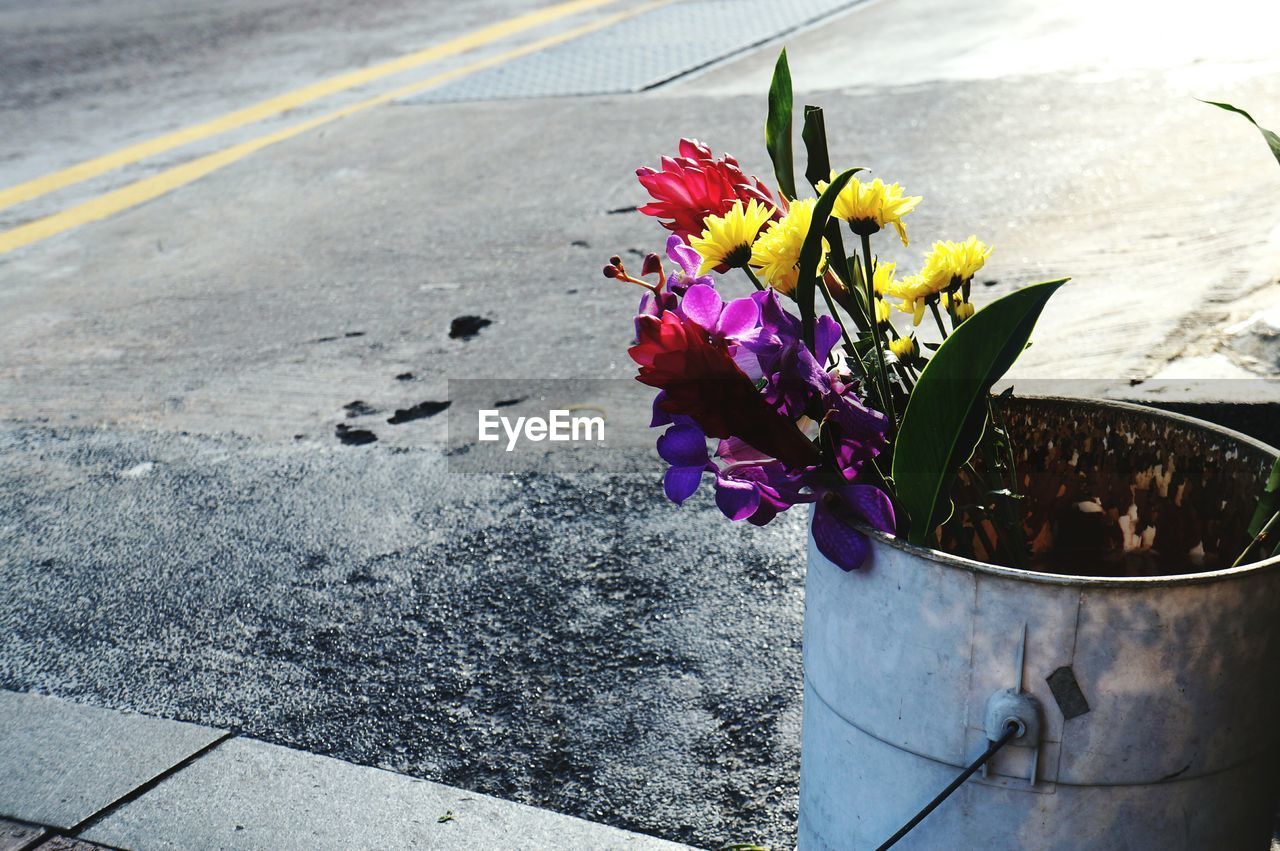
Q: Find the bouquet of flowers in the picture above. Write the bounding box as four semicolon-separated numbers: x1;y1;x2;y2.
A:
606;51;1280;572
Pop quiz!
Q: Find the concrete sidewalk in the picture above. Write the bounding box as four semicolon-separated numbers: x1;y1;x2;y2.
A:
0;690;690;850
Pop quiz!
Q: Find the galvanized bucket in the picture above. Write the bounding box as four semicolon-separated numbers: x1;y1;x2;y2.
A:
799;398;1280;849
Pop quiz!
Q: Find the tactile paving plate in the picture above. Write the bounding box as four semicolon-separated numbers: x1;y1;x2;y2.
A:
404;0;868;103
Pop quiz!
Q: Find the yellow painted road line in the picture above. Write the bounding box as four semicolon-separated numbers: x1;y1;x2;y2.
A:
0;0;670;256
0;0;617;214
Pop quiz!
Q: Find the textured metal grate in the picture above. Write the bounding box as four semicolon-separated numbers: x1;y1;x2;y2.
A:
404;0;868;103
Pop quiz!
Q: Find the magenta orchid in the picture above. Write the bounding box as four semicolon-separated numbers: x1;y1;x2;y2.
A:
615;239;894;570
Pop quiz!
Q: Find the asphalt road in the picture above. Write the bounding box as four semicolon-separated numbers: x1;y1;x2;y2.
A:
2;1;1280;849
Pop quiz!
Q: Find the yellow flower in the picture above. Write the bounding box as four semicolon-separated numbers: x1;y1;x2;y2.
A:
750;198;828;294
874;297;891;325
815;172;922;245
942;292;976;323
889;336;916;359
884;274;933;326
919;236;992;293
689;199;774;275
872;260;896;295
883;237;991;325
870;261;896;324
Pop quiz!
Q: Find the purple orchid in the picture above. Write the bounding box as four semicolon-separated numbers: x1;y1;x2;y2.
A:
656;420;712;504
653;417;895;570
679;284;761;348
635;254;895;572
711;437;810;526
655;423;805;523
821;389;891;483
636;236;721;335
664;234;715;295
744;290;842;417
811;485;897;571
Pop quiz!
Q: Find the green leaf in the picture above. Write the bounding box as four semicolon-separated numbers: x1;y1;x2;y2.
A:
766;50;797;201
892;279;1069;545
800;105;830;191
799;106;869;330
1247;457;1280;538
796;168;859;349
1202;100;1280;168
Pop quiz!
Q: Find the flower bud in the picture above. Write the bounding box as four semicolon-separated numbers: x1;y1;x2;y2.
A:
641;253;662;277
603;265;619;278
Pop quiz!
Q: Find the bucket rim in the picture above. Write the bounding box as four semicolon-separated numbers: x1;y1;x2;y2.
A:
851;394;1280;588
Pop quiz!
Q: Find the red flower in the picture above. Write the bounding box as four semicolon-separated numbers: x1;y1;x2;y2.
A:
636;139;779;243
629;311;819;470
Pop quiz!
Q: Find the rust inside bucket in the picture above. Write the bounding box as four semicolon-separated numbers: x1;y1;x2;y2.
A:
936;398;1275;577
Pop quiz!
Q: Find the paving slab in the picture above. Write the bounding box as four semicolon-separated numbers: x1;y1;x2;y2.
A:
31;838;116;851
407;0;867;103
0;817;47;851
0;691;225;830
84;736;691;851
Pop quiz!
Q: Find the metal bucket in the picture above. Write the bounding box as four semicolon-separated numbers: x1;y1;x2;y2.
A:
799;398;1280;849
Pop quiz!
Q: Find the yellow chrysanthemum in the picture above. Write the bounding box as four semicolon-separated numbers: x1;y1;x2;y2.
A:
883;237;991;325
918;236;992;293
872;260;896;295
870;260;896;324
689;199;774;275
889;336;916;359
884;274;932;326
815;172;922;245
874;297;891;325
942;292;976;322
749;198;828;294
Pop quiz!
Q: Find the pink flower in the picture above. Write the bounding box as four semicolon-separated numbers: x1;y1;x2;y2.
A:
636;139;779;243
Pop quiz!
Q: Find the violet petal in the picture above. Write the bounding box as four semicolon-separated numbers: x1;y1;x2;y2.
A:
664;466;704;504
812;503;872;571
666;234;702;278
717;296;761;339
838;484;897;534
815;315;841;362
681;284;723;331
714;477;760;521
656;423;709;467
649;391;673;428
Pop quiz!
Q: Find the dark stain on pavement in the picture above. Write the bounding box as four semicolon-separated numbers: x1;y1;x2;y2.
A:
343;401;378;418
494;397;524;408
334;424;377;445
310;330;366;344
395;372;416;381
606;205;638;215
387;400;451;425
449;316;492;340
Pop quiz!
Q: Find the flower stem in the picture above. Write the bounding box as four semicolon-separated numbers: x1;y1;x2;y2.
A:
819;278;860;363
742;266;765;292
828;268;873;332
720;457;779;476
860;232;897;429
929;301;949;340
1233;510;1280;568
981;401;1029;568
